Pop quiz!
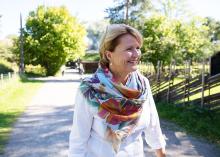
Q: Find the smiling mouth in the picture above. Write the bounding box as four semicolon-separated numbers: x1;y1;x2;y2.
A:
128;60;139;64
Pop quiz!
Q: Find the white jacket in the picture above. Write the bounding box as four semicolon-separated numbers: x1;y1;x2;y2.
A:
69;78;166;157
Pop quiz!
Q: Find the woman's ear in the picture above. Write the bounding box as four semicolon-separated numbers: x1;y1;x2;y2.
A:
105;51;112;61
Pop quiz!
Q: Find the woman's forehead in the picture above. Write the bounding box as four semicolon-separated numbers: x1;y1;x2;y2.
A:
117;34;140;46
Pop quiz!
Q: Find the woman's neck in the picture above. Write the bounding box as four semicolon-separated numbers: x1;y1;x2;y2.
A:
110;69;129;85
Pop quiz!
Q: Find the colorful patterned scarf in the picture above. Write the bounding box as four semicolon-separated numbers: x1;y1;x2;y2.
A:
79;67;148;153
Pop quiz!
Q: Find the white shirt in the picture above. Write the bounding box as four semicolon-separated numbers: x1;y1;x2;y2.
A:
68;78;166;157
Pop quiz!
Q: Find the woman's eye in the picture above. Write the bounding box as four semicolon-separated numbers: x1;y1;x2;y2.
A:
126;47;140;51
126;48;133;51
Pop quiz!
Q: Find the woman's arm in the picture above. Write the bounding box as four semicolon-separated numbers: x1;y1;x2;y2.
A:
68;90;93;157
144;78;166;155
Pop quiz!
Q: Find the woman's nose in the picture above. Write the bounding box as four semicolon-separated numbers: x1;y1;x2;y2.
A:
132;49;141;58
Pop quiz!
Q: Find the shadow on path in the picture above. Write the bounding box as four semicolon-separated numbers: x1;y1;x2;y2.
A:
2;105;73;157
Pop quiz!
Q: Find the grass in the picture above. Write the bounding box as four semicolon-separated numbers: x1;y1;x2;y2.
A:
0;76;43;154
156;101;220;146
172;82;220;104
188;85;220;101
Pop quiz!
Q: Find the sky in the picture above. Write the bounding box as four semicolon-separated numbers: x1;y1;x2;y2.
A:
0;0;220;40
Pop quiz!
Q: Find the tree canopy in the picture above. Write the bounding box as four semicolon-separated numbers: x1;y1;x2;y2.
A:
153;0;189;19
14;6;86;76
204;17;220;52
105;0;153;26
0;36;16;62
141;15;213;69
86;21;108;51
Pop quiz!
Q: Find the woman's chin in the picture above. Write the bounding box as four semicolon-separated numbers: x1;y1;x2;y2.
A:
127;65;138;73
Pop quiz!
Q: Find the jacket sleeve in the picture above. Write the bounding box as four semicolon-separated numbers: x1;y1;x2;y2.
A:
68;89;93;157
144;79;166;150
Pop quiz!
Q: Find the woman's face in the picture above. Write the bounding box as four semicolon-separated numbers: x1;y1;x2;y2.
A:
106;34;141;76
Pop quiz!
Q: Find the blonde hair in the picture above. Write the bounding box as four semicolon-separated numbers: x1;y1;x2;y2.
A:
99;24;143;68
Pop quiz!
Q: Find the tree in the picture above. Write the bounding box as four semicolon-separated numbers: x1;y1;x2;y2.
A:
0;35;17;62
175;17;213;61
204;17;220;51
153;0;190;19
86;21;108;51
141;15;178;70
14;6;86;76
141;15;213;70
105;0;152;26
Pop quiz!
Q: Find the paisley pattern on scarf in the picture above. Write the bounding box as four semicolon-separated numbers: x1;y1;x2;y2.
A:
79;67;148;153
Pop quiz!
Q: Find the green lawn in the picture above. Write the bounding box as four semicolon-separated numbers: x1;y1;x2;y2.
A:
188;85;220;101
0;77;43;154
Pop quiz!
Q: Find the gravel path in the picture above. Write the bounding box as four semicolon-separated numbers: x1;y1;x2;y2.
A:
1;69;220;157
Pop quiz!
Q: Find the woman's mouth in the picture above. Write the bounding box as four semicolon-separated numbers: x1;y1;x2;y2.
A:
128;60;138;64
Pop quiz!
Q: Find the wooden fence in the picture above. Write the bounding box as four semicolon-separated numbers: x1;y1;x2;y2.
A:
0;72;17;87
145;60;220;111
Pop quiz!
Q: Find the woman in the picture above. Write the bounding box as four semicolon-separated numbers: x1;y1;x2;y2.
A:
69;24;166;157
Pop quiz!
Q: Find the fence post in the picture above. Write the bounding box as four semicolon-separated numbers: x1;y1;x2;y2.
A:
166;62;172;103
156;61;161;98
201;59;205;108
183;60;187;106
187;60;190;102
1;74;3;84
206;57;211;107
208;57;211;97
8;72;11;79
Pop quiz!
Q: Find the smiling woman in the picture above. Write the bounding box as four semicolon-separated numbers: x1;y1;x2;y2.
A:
68;24;166;157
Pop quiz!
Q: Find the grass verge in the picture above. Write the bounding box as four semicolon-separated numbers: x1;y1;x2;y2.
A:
156;101;220;146
0;76;43;154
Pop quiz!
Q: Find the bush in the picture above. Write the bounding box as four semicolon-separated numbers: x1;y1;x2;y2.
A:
82;52;100;61
25;64;46;77
0;59;14;73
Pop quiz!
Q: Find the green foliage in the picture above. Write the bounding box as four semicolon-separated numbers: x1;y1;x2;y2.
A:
0;77;42;154
153;0;190;19
205;17;220;42
82;52;100;61
0;36;17;62
105;0;153;26
141;15;213;69
175;17;213;60
13;6;87;76
86;21;108;50
0;59;14;73
24;64;46;77
156;102;220;145
141;15;179;69
204;17;220;51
